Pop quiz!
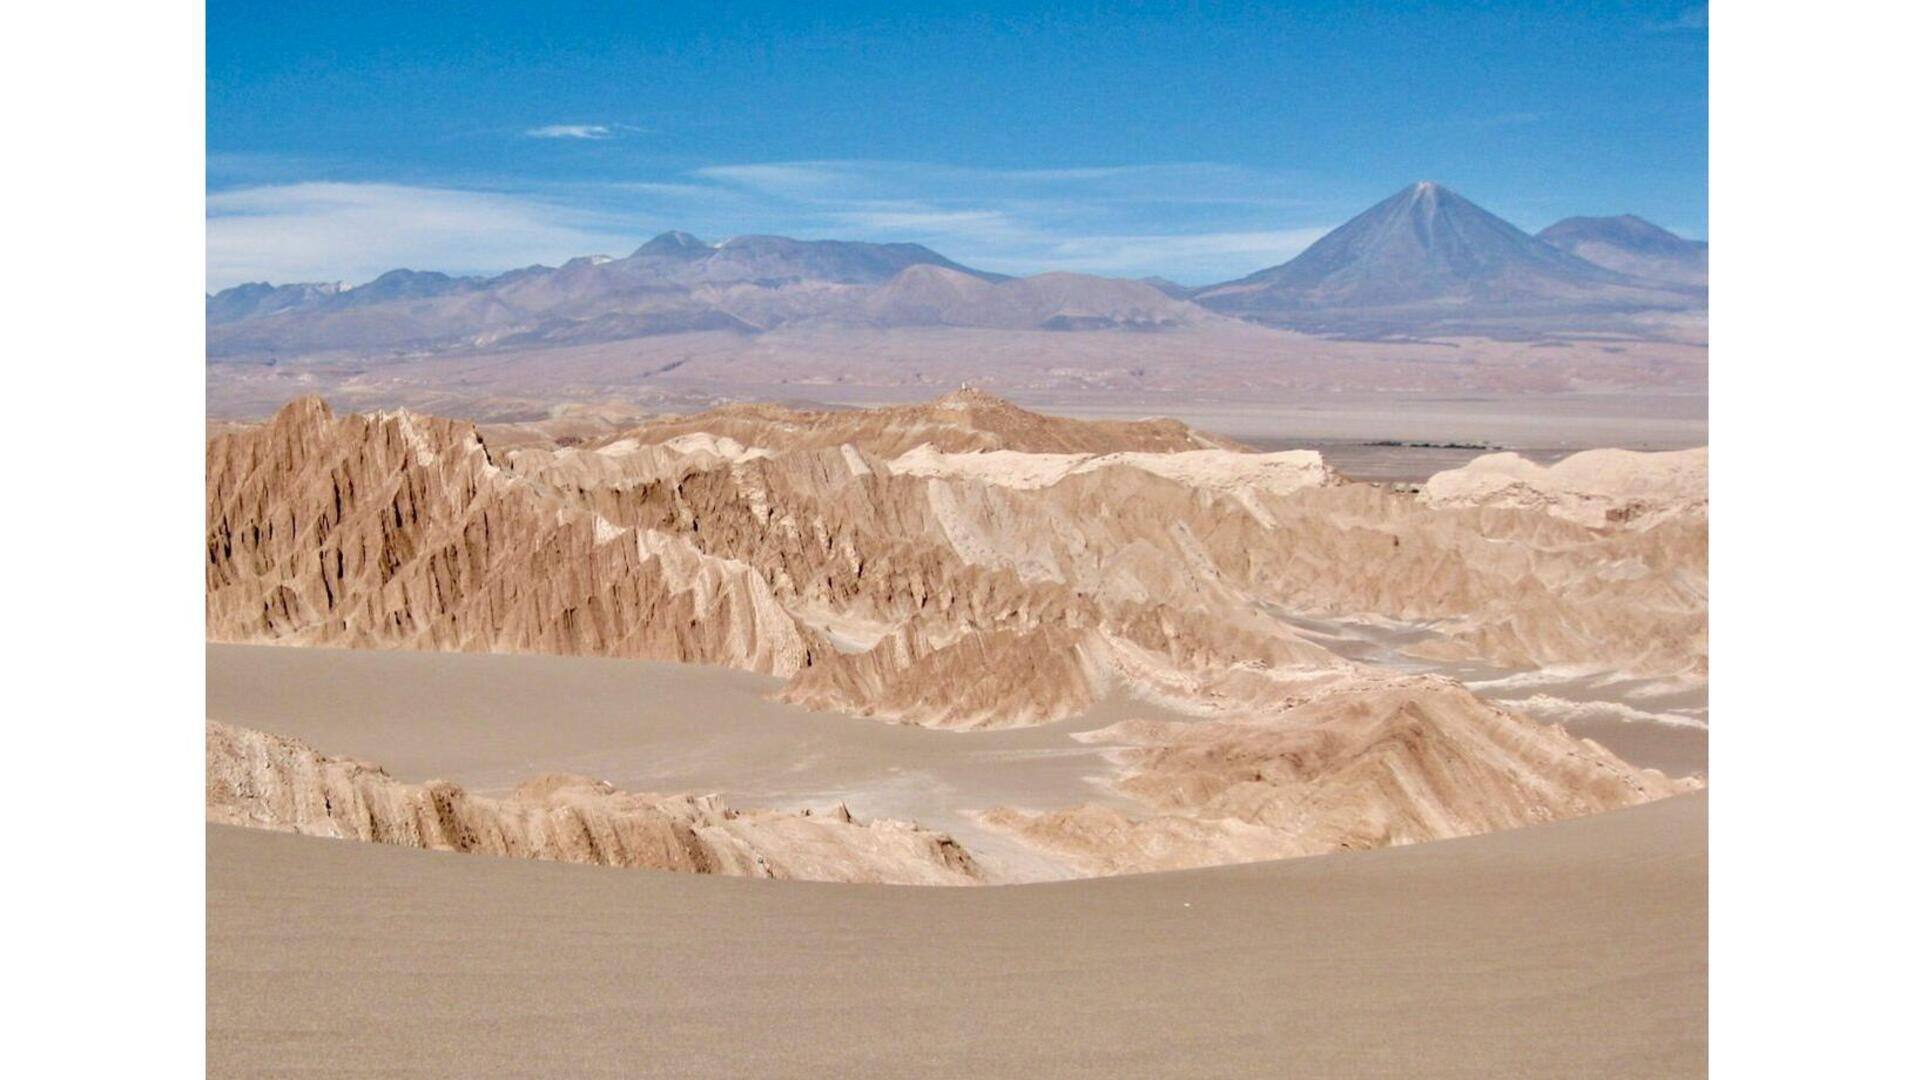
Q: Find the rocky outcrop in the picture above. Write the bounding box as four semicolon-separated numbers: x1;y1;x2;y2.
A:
207;393;1706;875
887;444;1331;504
783;623;1111;729
582;387;1248;456
980;674;1698;876
1421;447;1708;529
205;398;817;674
209;394;1708;722
207;721;981;885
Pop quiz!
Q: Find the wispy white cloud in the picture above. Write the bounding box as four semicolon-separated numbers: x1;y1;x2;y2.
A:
829;206;1021;235
682;159;1332;281
808;199;1326;280
205;183;637;289
525;123;616;140
691;159;1308;209
206;160;1336;288
694;161;854;197
1023;228;1329;278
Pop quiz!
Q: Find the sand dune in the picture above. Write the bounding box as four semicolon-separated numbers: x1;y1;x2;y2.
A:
208;792;1706;1078
208;643;1189;882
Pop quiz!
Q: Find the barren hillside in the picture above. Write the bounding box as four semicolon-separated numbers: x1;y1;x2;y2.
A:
208;720;980;885
207;391;1705;876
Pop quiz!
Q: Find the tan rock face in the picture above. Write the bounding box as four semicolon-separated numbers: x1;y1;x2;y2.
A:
209;394;1704;704
208;392;1706;876
207;721;981;885
568;386;1250;457
205;398;816;675
1421;447;1708;529
978;674;1697;876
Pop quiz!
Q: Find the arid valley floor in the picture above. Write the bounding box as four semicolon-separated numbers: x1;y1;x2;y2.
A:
207;387;1706;1075
211;794;1705;1077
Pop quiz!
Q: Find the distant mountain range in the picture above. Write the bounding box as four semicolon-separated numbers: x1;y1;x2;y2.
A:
208;183;1705;358
1193;182;1703;337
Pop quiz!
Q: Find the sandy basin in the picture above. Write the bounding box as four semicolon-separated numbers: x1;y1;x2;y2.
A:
208;643;1200;882
207;637;1707;1076
208;792;1706;1077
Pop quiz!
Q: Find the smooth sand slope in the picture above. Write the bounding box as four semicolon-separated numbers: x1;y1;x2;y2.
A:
209;643;1701;879
208;792;1705;1078
207;643;1193;881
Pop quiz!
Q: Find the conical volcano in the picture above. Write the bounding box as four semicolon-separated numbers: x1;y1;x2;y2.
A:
1194;182;1693;336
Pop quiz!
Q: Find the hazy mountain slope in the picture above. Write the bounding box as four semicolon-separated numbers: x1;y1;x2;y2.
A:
205;186;1713;359
1194;182;1701;337
860;266;1207;330
325;268;487;307
1537;214;1709;288
631;230;713;258
204;232;1215;358
206;281;343;325
685;234;997;285
1139;276;1196;299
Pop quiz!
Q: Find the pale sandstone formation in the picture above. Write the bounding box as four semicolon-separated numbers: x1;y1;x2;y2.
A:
207;720;981;885
207;392;1706;874
781;623;1113;730
887;444;1332;507
1266;481;1708;679
978;673;1698;876
206;398;815;676
208;392;1707;717
206;393;1343;727
1421;447;1708;528
574;386;1249;457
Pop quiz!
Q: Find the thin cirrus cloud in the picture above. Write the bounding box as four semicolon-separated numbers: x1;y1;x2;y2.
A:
205;160;1335;289
205;183;638;289
524;123;616;139
1016;228;1333;279
691;159;1312;209
814;203;1326;281
692;159;1332;281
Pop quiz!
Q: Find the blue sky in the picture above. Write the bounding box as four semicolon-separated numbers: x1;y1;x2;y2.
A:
207;1;1707;289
